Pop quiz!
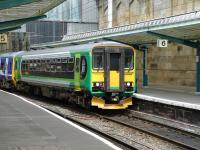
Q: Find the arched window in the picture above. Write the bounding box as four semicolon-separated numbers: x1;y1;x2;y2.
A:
80;56;87;80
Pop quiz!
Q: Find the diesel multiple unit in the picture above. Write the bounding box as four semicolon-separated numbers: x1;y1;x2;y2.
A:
0;42;136;109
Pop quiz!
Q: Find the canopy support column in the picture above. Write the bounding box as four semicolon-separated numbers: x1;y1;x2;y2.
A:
147;31;200;92
143;48;148;87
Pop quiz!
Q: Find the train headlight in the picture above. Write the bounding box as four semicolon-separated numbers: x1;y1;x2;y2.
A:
93;82;104;87
125;82;132;87
96;82;100;87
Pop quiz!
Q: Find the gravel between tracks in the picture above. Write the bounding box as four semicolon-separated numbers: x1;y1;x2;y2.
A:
23;95;187;150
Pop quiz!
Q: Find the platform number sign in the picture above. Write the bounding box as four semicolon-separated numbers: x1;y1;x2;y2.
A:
0;34;8;44
157;39;168;48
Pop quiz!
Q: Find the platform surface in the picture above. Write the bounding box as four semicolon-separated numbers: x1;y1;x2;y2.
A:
0;90;118;150
134;87;200;110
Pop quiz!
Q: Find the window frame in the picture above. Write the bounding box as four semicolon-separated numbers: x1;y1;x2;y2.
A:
92;48;104;70
124;48;134;70
80;56;87;80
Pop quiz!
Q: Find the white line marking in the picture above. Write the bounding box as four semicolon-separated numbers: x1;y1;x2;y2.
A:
0;90;122;150
23;52;70;58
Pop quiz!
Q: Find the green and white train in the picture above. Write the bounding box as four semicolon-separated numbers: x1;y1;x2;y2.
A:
0;42;136;109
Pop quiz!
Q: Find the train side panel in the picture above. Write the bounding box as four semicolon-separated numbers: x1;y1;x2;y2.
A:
0;57;13;81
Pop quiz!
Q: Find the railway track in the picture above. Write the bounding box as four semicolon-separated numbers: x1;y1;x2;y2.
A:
99;110;200;150
5;90;200;150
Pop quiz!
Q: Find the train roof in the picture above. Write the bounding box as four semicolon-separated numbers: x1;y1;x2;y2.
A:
20;41;132;57
0;51;25;58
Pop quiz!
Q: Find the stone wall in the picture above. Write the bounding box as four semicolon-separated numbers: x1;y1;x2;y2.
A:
98;0;200;28
137;43;196;88
98;0;199;90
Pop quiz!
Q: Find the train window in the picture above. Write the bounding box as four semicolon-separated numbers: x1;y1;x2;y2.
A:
50;64;56;72
124;48;134;69
56;58;61;63
53;58;56;63
47;59;50;63
50;59;54;63
61;58;68;63
68;57;74;63
41;60;45;63
93;52;104;69
68;63;74;72
56;65;62;72
40;63;45;71
80;56;87;79
110;53;120;71
1;60;5;71
46;64;51;72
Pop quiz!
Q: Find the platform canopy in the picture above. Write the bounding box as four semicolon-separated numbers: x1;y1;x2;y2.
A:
0;0;66;32
31;10;200;49
30;10;200;93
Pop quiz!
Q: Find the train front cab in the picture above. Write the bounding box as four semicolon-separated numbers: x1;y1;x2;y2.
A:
91;45;136;109
0;56;14;88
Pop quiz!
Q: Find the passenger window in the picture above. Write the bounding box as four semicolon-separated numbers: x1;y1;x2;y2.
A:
124;49;134;69
67;63;74;72
80;56;87;79
93;52;104;69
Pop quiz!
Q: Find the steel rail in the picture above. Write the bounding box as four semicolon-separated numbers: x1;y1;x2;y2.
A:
97;111;200;150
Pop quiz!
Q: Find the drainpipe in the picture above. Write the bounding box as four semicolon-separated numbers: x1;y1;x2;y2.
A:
108;0;113;28
197;42;200;93
143;48;148;87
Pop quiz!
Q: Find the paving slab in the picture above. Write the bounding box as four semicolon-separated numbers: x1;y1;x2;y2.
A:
134;87;200;110
0;90;119;150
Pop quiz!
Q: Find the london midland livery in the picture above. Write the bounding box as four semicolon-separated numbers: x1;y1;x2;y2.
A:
0;42;136;109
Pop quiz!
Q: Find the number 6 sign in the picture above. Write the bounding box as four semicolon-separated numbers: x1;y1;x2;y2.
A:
157;39;168;48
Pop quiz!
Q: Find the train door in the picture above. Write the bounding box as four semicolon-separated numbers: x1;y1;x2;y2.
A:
75;54;81;91
14;57;21;83
5;58;9;79
0;58;2;75
0;58;3;78
105;48;124;92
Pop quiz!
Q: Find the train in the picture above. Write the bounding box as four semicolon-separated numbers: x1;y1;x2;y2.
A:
0;42;136;109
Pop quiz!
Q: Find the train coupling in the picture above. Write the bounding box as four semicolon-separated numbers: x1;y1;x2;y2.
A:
91;96;132;109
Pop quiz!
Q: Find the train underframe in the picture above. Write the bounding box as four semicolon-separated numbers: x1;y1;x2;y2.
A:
4;81;132;109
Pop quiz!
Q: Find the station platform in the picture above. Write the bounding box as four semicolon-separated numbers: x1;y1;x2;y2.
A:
134;86;200;110
0;90;120;150
132;86;200;125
